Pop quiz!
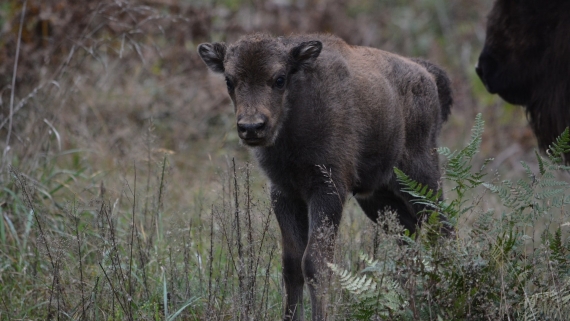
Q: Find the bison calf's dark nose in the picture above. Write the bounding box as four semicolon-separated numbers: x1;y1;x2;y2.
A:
237;121;266;133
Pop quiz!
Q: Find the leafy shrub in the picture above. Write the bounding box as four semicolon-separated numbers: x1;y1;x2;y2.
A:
330;114;570;320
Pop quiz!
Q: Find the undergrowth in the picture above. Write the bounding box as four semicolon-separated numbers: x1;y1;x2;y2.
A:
1;152;282;320
329;114;570;320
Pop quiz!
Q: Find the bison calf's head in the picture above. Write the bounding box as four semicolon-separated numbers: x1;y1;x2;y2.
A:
198;35;322;147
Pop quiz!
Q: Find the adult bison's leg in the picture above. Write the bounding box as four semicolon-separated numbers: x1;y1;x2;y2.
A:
304;185;346;321
272;188;309;321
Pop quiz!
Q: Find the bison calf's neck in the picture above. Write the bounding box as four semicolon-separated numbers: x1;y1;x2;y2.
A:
198;33;452;321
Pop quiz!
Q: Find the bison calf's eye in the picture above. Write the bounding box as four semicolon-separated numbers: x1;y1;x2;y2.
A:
274;76;285;89
225;77;234;92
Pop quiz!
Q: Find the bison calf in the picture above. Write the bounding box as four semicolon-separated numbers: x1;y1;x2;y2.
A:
198;33;452;321
476;0;570;158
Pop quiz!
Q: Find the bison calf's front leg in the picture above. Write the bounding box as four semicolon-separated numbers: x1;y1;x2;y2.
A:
273;186;345;321
304;190;344;321
272;190;309;320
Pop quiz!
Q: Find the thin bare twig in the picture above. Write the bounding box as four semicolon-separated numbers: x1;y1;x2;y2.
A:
246;163;254;317
11;169;55;267
0;295;12;321
207;205;214;317
48;261;59;320
128;162;137;319
3;0;27;172
232;158;246;319
74;201;86;320
99;262;129;318
156;155;167;240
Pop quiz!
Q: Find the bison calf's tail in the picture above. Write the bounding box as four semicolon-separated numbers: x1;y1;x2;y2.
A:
412;58;453;122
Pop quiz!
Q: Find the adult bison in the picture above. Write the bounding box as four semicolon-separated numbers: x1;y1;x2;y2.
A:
476;0;570;156
198;33;452;321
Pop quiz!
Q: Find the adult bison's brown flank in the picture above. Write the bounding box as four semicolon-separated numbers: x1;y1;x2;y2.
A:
476;0;570;158
198;33;452;321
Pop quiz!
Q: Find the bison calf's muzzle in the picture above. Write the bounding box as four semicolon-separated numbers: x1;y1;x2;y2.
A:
198;33;453;321
237;115;268;145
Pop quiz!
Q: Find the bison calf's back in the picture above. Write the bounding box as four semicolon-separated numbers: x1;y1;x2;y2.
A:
198;33;452;321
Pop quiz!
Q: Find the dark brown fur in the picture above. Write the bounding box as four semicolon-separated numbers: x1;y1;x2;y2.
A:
476;0;570;157
198;33;452;321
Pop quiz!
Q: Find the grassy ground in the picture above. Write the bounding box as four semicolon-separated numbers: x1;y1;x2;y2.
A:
2;0;567;320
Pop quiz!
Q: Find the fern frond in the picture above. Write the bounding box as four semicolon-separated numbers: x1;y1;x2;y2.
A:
547;127;570;164
535;150;546;175
394;168;440;204
539;179;568;188
437;146;453;158
536;188;564;200
521;161;537;182
453;113;485;161
483;182;510;200
328;263;378;296
359;252;379;267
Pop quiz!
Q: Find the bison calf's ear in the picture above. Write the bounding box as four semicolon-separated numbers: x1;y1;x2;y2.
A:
290;41;322;71
197;42;227;73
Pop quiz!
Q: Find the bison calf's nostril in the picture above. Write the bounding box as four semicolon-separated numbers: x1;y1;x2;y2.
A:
237;122;266;133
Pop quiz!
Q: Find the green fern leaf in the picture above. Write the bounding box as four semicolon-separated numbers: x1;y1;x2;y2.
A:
535;150;546;175
547;127;570;164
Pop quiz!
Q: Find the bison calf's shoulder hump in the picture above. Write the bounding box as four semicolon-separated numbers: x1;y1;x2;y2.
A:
198;33;452;321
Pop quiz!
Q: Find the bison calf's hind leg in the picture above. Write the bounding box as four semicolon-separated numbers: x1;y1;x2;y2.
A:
357;189;418;233
357;186;452;237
